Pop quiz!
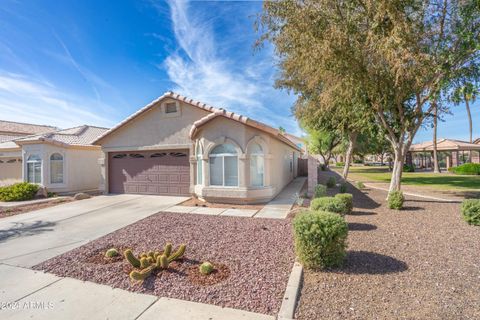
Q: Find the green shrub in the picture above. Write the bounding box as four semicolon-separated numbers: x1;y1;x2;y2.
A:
314;184;327;198
336;162;345;167
310;197;348;216
353;159;363;164
326;177;336;188
105;248;119;258
452;163;480;175
335;193;353;214
461;199;480;226
356;181;365;189
199;262;215;275
403;164;415;172
293;210;348;269
339;183;347;193
0;182;39;202
388;191;404;210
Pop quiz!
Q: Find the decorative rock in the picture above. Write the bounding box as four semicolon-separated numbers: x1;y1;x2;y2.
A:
35;186;48;199
74;193;91;200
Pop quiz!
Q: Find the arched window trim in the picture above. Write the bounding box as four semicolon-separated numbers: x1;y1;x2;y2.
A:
26;154;42;184
209;143;239;187
50;153;64;184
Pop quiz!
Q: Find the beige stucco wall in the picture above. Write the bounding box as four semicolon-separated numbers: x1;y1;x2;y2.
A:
98;99;211;192
193;116;300;203
0;149;22;182
22;143;103;193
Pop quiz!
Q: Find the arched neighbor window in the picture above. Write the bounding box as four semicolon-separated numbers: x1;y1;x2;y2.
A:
50;153;64;184
196;142;203;185
249;143;264;187
209;143;238;186
27;154;42;184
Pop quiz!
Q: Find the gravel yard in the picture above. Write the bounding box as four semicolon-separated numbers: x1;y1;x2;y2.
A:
296;185;480;320
34;212;295;315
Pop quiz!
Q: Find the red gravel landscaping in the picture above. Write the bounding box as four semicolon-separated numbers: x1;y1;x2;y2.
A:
34;212;295;315
296;171;480;319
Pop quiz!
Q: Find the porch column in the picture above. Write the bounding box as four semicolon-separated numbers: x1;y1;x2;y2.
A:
405;152;413;166
446;154;451;170
471;150;480;164
202;156;210;187
451;151;459;167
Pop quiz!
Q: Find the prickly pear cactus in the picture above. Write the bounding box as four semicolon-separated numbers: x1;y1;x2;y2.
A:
124;249;141;268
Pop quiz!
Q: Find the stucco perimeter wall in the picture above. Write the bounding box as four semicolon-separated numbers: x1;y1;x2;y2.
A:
22;143;103;193
195;116;299;203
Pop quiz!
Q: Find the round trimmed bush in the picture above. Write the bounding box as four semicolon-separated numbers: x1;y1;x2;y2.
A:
326;177;336;188
199;262;214;275
388;191;404;210
335;193;353;215
452;163;480;175
310;196;348;216
0;182;39;202
461;199;480;226
339;183;347;193
314;184;327;198
293;210;348;269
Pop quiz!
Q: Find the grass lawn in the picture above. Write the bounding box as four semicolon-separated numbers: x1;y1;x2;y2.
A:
333;165;480;191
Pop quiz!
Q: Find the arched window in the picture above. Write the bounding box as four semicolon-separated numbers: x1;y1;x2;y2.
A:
249;143;264;187
196;142;203;185
27;154;42;184
50;153;64;184
209;143;238;186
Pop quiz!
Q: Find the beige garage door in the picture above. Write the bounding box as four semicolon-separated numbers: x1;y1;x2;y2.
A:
108;150;190;196
0;158;22;182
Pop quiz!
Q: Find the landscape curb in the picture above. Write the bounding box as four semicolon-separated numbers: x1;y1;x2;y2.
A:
362;182;460;203
277;261;303;320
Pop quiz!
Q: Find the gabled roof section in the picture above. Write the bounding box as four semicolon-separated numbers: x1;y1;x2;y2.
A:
93;91;301;151
410;138;480;151
15;125;109;147
0;120;57;135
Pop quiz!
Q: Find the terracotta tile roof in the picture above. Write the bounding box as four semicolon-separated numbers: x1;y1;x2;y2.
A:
0;120;57;135
15;125;109;147
93;91;302;151
0;140;20;151
410;139;480;151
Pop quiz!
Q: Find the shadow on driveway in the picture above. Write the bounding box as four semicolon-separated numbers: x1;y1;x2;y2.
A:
0;221;56;243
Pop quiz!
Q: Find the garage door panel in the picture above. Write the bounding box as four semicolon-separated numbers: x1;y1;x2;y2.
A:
109;150;190;196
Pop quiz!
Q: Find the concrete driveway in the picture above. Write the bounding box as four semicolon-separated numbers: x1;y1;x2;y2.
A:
0;194;187;267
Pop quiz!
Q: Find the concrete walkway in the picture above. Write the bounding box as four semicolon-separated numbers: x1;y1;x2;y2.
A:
255;177;306;219
0;264;274;320
0;194;187;267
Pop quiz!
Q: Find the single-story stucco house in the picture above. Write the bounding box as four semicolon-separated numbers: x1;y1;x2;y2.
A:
93;92;302;204
0;122;108;193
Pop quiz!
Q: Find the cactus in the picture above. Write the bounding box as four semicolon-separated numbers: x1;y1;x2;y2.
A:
163;243;172;257
154;251;161;260
168;244;186;262
157;254;169;269
105;248;119;258
148;251;155;259
129;266;155;281
140;257;152;268
124;249;141;268
199;262;214;275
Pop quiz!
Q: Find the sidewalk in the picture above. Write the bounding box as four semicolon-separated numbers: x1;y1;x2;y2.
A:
0;263;274;320
255;177;306;219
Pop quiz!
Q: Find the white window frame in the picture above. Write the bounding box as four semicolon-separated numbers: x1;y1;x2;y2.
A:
50;153;64;184
26;154;42;184
209;144;239;187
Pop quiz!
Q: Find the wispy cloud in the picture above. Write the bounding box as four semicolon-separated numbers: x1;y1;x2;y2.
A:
0;71;115;128
152;0;301;135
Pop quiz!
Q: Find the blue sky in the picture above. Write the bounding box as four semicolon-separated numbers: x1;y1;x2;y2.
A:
0;0;478;142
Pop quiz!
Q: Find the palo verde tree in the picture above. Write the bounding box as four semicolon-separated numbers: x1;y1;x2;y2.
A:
258;0;480;192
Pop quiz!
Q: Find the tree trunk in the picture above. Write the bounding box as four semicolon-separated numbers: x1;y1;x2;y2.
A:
389;146;405;193
380;153;384;166
464;94;473;143
342;132;357;180
432;102;441;173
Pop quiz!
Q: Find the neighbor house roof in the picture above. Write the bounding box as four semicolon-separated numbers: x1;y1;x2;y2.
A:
15;125;109;148
410;139;480;152
93;91;302;151
0;120;57;136
475;137;480;144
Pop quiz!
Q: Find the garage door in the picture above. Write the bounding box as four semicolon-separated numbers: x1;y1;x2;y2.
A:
108;150;190;196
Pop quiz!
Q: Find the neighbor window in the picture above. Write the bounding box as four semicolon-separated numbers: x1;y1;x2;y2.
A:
27;154;42;184
196;142;203;185
249;143;264;187
209;143;238;186
50;153;64;184
165;102;177;113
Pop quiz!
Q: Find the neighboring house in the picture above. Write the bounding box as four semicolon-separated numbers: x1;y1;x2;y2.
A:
0;120;57;181
13;125;109;193
93;92;302;204
284;133;307;155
